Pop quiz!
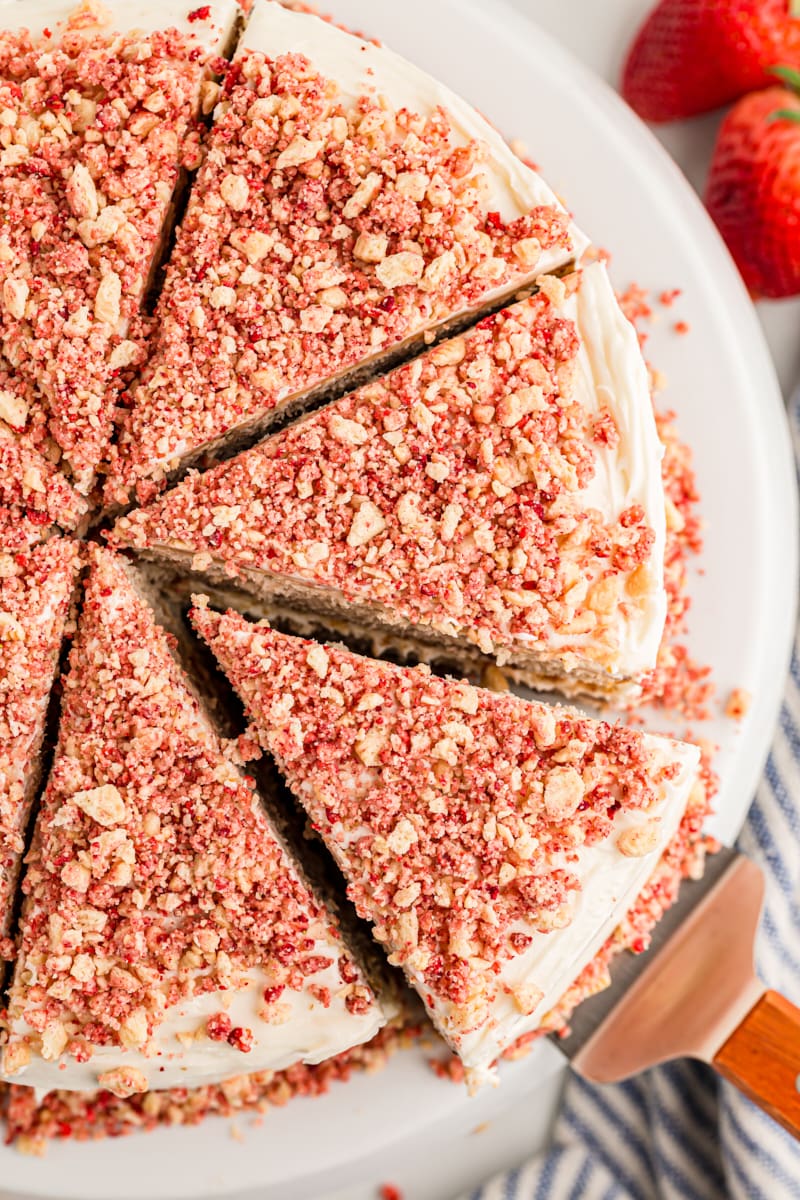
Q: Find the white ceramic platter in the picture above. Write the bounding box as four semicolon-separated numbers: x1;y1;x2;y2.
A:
2;1;797;1197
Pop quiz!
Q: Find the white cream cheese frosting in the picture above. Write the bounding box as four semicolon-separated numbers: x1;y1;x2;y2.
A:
4;930;386;1095
238;0;588;272
528;261;668;681
0;0;240;47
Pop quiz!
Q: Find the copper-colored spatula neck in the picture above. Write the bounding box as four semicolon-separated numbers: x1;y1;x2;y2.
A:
572;855;766;1081
570;853;800;1140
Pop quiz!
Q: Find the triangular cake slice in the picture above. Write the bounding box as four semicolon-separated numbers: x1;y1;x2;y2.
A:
114;263;665;701
192;605;701;1087
0;0;239;492
0;437;87;550
1;548;385;1096
0;538;80;953
106;0;588;503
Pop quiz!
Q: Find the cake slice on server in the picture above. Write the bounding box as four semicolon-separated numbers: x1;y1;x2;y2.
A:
106;0;588;504
0;548;386;1097
113;263;666;701
191;606;703;1088
0;0;240;494
0;538;80;959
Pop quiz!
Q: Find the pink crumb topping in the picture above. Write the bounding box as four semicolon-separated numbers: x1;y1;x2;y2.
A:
0;538;80;941
0;19;223;490
107;45;574;503
428;746;716;1075
3;1021;418;1150
0;439;87;550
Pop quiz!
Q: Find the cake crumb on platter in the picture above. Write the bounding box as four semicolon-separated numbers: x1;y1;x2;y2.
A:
725;688;751;721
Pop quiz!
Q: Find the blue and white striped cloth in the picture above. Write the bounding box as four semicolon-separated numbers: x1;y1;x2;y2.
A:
463;387;800;1200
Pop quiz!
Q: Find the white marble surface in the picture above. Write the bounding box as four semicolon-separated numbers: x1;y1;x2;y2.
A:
311;5;799;1200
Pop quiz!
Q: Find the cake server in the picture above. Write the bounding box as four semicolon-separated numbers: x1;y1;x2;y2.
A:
556;845;800;1138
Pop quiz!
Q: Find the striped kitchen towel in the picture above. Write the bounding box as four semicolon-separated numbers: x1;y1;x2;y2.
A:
462;387;800;1200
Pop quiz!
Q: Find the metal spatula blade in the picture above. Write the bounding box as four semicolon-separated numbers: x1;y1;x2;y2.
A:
551;847;800;1138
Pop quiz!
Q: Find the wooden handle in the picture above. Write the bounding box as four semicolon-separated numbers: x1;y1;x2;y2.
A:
713;990;800;1138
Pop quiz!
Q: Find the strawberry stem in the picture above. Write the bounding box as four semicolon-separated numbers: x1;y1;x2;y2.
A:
791;0;800;17
768;108;800;122
769;64;800;92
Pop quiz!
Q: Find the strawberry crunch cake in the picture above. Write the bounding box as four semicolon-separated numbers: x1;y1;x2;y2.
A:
0;0;719;1163
112;262;665;700
0;0;239;494
106;0;588;504
1;548;385;1096
192;604;701;1086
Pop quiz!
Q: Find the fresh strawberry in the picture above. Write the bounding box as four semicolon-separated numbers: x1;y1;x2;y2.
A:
622;0;800;122
705;74;800;298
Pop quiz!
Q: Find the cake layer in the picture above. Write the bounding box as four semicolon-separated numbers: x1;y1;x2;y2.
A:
0;0;239;492
0;437;87;550
114;263;666;700
106;0;587;503
192;605;701;1086
0;538;80;949
1;548;384;1096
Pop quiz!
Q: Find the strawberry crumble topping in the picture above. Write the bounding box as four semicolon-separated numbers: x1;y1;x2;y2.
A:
0;538;80;949
3;1019;417;1150
0;4;233;492
191;604;700;1082
107;1;583;503
430;753;715;1080
0;438;87;550
112;263;665;701
1;548;382;1095
725;688;751;721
